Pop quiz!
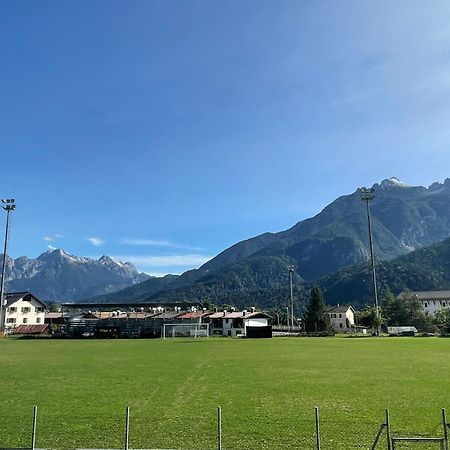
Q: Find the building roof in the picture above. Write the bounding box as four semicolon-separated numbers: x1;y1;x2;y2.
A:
151;311;185;320
45;312;64;319
12;324;49;334
208;311;271;319
326;305;354;314
177;311;212;320
411;290;450;300
5;292;48;309
61;301;202;309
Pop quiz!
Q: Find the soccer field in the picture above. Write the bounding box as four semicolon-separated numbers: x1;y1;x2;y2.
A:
0;337;449;449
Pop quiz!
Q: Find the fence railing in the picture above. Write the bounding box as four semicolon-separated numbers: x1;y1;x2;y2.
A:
2;405;450;450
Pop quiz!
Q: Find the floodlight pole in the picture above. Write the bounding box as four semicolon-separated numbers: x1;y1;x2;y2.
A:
0;199;16;335
288;265;294;331
360;188;380;336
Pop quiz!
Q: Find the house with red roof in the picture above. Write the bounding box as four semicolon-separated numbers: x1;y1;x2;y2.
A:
3;292;49;334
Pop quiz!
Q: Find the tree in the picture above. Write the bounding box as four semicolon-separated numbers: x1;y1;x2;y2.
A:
304;287;332;333
355;306;378;328
382;291;408;326
433;308;450;334
382;290;433;332
49;302;62;312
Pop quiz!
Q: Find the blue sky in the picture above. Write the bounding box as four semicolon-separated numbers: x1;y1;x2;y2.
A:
1;0;450;275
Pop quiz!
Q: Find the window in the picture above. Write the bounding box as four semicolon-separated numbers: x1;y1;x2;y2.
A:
35;307;45;313
339;323;343;328
225;319;229;324
6;318;16;324
8;307;17;313
36;317;41;323
21;307;31;313
443;302;447;307
23;318;28;324
424;302;428;307
339;314;342;318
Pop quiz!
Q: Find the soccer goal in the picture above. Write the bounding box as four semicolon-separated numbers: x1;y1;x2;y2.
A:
163;323;210;339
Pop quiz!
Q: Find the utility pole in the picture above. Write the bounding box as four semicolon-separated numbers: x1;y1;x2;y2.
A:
360;188;380;336
288;265;294;331
0;199;16;335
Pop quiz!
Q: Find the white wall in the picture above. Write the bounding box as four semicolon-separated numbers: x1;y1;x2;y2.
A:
328;309;354;332
420;299;450;315
4;297;46;331
244;318;268;327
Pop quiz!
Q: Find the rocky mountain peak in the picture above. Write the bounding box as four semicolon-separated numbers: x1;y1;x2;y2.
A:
378;177;412;189
5;250;150;302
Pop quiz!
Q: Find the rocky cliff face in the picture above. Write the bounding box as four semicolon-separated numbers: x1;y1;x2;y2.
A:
198;177;450;280
2;249;149;302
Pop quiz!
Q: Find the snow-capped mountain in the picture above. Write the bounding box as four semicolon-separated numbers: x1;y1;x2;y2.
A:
2;249;150;302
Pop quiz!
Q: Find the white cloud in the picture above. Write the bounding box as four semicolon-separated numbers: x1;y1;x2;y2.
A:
120;238;202;251
44;234;64;242
86;237;105;247
111;254;213;268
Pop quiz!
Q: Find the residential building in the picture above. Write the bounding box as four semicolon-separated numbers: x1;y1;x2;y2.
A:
408;290;450;314
3;292;48;334
326;305;355;332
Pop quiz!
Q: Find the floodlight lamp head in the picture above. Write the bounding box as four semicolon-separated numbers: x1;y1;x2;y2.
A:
360;187;375;201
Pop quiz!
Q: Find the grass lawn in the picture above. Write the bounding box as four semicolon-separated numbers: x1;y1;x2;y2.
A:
0;337;450;449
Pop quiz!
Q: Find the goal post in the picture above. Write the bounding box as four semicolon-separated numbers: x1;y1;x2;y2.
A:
163;323;210;339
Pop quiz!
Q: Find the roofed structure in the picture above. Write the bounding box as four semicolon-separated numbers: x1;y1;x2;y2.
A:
407;290;450;314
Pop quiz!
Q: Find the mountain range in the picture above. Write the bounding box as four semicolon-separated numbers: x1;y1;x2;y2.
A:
4;177;450;307
2;249;150;301
84;177;450;306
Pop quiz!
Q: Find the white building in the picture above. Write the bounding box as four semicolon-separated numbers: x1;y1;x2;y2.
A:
208;310;271;337
3;292;48;334
326;305;355;332
407;290;450;315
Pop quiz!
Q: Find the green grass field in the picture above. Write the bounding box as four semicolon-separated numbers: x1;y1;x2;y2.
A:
1;337;450;449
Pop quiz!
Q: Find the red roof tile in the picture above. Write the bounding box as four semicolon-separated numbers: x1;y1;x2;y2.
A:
12;324;49;334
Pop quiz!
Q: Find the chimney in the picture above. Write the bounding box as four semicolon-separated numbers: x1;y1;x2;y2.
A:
251;306;256;313
243;310;247;316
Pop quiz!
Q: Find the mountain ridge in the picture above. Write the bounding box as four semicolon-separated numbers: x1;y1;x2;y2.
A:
5;177;450;305
3;249;150;302
83;176;450;305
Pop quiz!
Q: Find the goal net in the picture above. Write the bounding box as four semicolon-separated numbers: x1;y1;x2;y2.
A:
163;323;210;339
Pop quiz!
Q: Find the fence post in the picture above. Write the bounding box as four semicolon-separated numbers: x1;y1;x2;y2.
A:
314;406;321;450
442;408;448;450
386;409;391;450
369;424;386;450
217;406;222;450
124;406;130;450
31;405;38;450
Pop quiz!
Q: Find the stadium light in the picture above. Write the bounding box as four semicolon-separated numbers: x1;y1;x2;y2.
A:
360;188;380;336
288;265;295;331
0;198;16;335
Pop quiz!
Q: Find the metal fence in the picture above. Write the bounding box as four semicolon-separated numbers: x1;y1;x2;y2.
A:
2;406;450;450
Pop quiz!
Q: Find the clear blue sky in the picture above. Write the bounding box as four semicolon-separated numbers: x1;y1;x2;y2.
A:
1;0;450;275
